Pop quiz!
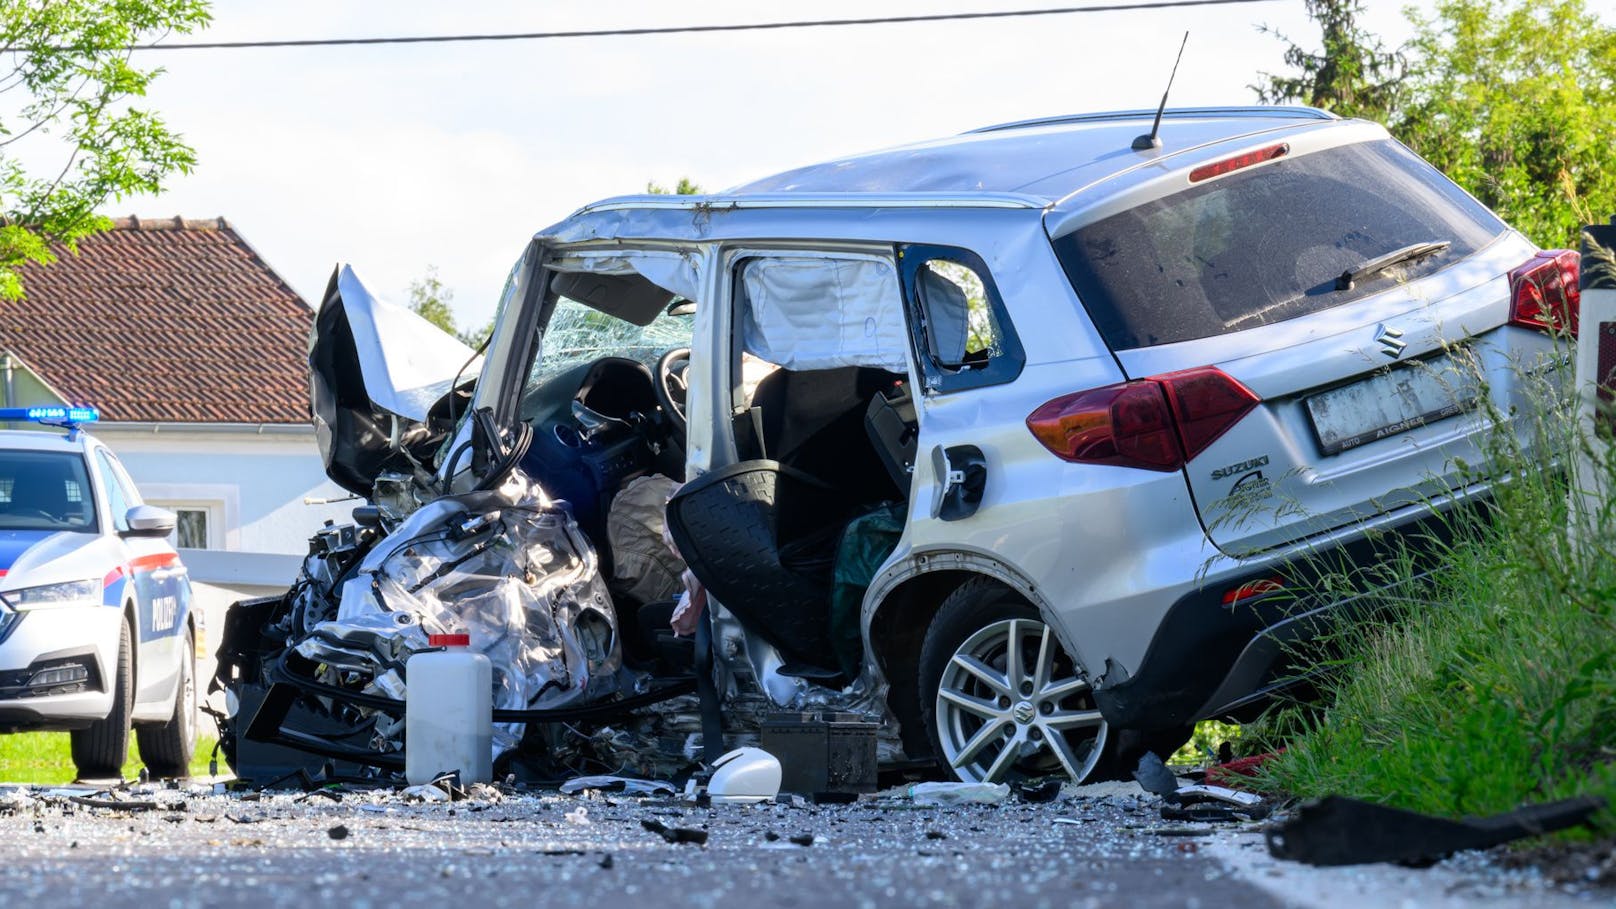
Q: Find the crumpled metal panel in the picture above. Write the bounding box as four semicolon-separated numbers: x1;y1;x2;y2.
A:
294;469;624;754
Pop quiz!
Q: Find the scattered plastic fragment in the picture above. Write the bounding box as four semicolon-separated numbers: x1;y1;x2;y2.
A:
1131;752;1180;798
707;747;783;804
328;824;350;840
1204;750;1282;788
564;806;590;825
907;781;1010;805
640;818;708;845
401;784;450;803
1013;779;1062;803
1172;784;1263;808
559;776;677;796
67;796;157;812
1160;805;1245;824
1267;795;1607;867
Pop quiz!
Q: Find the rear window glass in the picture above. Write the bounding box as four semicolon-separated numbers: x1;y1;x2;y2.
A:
1051;139;1507;350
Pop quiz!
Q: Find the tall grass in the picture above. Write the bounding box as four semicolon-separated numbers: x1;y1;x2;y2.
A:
1248;304;1616;831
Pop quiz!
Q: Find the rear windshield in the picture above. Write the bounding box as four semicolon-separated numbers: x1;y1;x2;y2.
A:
1051;139;1507;350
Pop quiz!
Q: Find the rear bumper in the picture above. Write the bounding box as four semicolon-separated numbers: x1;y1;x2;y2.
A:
1092;502;1470;731
0;606;119;730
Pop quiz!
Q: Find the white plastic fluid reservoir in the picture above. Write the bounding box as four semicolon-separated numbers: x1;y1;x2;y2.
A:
405;633;493;785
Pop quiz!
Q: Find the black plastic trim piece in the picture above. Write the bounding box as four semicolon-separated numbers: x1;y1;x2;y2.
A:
1093;504;1472;731
898;244;1025;395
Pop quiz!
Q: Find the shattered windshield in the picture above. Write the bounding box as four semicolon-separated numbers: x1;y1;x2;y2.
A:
531;297;694;384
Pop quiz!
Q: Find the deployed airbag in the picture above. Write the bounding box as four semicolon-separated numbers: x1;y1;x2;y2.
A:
740;256;908;372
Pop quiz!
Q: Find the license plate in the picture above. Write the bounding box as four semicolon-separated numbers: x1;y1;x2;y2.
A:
1305;353;1480;456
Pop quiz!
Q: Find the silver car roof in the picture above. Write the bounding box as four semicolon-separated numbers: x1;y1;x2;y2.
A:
537;106;1361;245
728;106;1338;201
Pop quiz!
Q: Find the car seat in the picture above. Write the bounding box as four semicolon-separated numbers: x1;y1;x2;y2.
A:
746;365;902;506
664;459;866;677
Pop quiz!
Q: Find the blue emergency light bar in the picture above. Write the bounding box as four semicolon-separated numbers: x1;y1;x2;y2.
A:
0;405;100;424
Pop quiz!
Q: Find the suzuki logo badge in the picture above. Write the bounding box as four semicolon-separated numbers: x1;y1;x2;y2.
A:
1374;324;1407;359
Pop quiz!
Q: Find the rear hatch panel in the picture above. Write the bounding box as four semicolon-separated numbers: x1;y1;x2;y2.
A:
1116;235;1547;555
1049;134;1556;556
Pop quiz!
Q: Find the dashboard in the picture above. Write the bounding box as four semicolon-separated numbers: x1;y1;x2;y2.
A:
517;357;674;569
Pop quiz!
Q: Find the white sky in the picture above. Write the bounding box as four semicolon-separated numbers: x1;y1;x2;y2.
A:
118;0;1426;329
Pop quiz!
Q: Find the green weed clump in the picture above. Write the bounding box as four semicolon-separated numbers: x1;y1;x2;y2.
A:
1250;336;1616;832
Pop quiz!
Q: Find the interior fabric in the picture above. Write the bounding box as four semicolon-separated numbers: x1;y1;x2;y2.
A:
918;267;970;364
547;251;702;324
739;256;909;372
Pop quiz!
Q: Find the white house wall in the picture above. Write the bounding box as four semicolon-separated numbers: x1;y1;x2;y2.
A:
92;425;353;556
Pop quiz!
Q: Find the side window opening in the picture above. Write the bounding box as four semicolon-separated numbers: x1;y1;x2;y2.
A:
916;259;1001;369
900;245;1024;393
94;450;131;532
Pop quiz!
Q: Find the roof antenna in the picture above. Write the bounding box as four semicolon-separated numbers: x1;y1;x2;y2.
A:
1132;31;1189;152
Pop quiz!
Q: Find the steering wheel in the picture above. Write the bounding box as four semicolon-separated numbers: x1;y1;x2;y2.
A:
655;347;691;438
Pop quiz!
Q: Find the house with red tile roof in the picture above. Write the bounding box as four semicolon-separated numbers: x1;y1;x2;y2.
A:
1;217;353;617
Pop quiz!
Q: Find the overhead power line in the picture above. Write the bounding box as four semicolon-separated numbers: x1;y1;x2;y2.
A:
80;0;1279;52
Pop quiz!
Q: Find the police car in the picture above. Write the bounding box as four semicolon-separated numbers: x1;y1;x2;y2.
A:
0;407;196;779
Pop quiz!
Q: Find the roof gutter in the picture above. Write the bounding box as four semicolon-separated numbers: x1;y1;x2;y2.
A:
95;421;315;436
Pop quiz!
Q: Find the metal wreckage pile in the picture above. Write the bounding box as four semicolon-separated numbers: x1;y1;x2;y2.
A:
210;269;890;789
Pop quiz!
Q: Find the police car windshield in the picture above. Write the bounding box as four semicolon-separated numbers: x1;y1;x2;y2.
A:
0;450;98;532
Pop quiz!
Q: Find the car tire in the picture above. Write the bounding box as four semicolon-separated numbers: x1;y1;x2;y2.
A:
136;626;196;778
918;578;1110;784
71;614;134;780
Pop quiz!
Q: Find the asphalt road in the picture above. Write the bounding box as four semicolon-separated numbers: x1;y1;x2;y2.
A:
0;782;1599;908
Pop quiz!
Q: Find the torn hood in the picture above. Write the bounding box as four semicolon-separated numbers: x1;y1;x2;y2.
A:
309;265;483;496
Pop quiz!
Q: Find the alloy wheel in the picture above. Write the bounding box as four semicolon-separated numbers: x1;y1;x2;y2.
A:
934;617;1107;782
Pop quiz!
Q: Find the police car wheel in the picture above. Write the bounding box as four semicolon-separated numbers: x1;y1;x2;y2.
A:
71;614;134;779
136;626;196;778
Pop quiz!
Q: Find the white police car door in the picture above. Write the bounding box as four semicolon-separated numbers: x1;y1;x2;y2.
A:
92;449;188;707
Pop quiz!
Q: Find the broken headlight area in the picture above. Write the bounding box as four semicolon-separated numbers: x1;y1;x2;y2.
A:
212;468;701;785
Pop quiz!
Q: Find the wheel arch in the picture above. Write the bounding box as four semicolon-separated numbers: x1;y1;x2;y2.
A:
862;550;1059;758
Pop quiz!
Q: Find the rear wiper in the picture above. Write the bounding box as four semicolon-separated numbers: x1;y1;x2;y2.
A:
1335;240;1452;291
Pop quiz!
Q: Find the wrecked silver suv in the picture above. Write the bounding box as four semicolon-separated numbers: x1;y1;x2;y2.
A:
216;107;1568;786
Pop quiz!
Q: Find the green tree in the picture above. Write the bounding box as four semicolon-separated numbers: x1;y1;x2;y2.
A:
1253;0;1404;121
646;178;703;195
407;265;458;335
1258;0;1616;248
1396;0;1616;247
458;319;494;350
407;266;493;349
0;1;211;299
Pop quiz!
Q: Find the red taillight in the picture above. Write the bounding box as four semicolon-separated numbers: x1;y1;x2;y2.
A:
1188;143;1289;183
1027;366;1259;471
1026;381;1181;470
1222;576;1285;606
1509;249;1580;337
